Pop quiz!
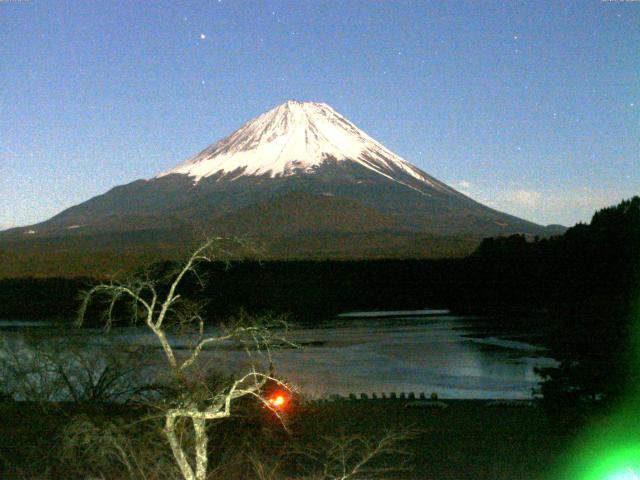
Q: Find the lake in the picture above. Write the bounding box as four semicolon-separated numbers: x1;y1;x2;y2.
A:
0;310;556;400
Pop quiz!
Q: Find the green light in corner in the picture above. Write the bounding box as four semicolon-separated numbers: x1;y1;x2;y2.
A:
607;467;640;480
553;295;640;480
570;444;640;480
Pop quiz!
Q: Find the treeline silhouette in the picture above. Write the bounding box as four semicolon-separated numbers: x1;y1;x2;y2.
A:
0;256;563;324
472;196;639;319
472;196;640;407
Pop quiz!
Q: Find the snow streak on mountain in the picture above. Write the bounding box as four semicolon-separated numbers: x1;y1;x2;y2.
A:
159;100;450;193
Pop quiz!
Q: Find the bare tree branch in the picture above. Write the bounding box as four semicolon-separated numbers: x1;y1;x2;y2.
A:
75;237;294;480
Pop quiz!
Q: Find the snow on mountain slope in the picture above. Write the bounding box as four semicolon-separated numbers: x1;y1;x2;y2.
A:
159;100;449;193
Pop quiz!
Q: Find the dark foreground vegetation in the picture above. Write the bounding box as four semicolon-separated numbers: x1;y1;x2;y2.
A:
0;398;572;480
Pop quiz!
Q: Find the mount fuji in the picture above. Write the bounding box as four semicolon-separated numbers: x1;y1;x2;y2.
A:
1;101;562;275
159;100;451;193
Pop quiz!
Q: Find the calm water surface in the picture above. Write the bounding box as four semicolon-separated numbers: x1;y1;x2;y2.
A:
0;311;556;399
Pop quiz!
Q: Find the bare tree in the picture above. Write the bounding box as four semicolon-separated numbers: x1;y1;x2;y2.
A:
77;238;292;480
294;428;416;480
0;331;160;404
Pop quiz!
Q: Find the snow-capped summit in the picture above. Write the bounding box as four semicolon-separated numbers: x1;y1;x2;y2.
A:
159;100;445;192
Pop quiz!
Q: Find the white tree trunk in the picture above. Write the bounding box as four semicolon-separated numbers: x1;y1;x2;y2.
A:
165;415;196;480
193;417;209;480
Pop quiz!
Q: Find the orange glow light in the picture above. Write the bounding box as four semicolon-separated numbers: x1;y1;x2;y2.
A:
268;394;286;408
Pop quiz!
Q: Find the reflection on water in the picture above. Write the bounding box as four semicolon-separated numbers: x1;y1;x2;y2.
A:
0;313;556;399
270;316;556;399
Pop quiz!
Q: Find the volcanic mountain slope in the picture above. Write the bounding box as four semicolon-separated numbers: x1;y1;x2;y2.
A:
1;100;561;275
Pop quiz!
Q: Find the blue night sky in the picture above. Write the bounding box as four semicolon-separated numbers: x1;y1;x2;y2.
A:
1;0;638;228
